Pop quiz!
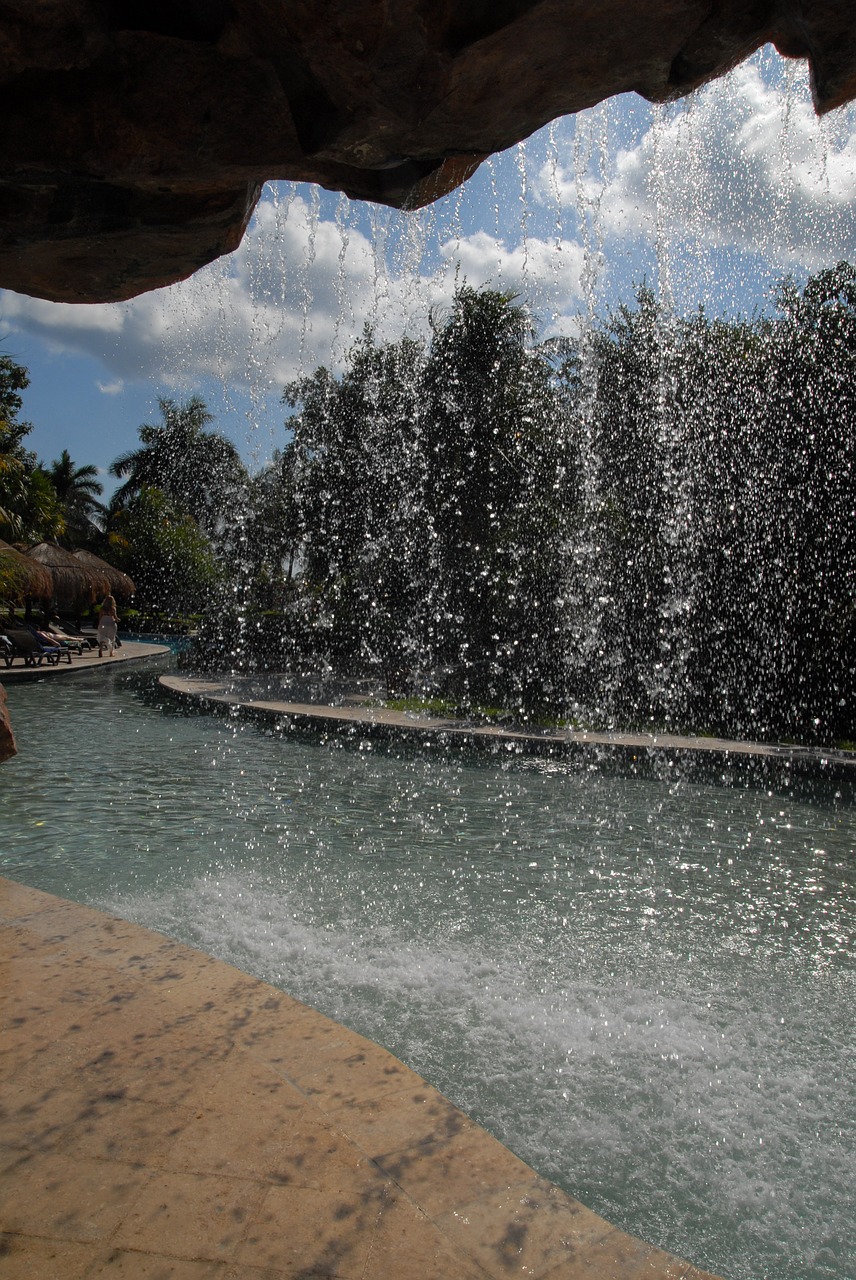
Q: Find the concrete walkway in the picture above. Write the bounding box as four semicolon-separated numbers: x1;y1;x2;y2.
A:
160;673;856;775
0;878;718;1279
3;638;171;681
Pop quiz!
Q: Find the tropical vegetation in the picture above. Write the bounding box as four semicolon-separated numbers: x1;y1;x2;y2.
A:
199;268;856;745
3;263;856;746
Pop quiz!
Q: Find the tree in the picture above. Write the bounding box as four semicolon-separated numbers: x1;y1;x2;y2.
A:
48;449;104;544
422;287;575;707
0;354;64;542
187;269;856;745
215;289;577;706
0;355;35;537
110;397;247;537
576;286;685;723
566;267;856;742
752;262;856;740
108;487;221;613
0;352;29;427
243;445;303;594
283;328;430;680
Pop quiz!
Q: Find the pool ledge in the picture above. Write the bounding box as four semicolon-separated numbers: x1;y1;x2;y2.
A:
0;877;719;1279
160;672;856;776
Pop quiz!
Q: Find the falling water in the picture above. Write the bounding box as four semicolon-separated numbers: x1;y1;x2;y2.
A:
5;44;856;1280
567;98;618;724
2;671;854;1280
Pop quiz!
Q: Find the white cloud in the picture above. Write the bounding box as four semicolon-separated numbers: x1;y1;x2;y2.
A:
4;48;853;412
0;292;124;339
1;194;394;395
437;227;587;330
96;378;124;395
0;188;587;399
542;54;856;274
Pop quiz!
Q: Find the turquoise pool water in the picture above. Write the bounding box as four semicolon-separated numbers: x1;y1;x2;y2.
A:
2;660;854;1279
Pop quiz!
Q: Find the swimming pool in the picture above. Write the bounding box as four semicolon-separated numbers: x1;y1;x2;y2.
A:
3;660;854;1279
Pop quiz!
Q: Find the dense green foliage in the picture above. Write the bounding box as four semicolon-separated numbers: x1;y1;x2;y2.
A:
47;449;104;543
106;396;248;611
201;270;856;746
0;355;64;542
107;487;221;614
6;264;856;746
0;373;241;618
109;397;246;537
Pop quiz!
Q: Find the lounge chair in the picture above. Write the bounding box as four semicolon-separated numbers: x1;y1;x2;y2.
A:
6;629;70;665
27;624;81;659
50;619;97;650
41;623;88;654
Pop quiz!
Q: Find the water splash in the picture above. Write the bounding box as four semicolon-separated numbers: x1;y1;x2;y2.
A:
3;673;854;1280
29;47;856;1280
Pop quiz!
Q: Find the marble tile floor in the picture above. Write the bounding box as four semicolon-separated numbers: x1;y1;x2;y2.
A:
0;877;719;1279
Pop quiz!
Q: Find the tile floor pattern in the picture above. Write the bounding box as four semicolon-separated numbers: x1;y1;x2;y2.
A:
0;878;719;1279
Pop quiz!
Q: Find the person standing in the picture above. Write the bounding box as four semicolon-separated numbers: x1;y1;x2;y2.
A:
96;594;119;657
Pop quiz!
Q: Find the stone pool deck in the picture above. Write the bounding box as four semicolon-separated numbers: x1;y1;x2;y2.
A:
2;639;171;681
160;673;856;776
0;878;719;1280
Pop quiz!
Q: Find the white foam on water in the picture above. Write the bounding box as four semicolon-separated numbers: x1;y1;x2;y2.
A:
5;675;853;1279
107;863;855;1280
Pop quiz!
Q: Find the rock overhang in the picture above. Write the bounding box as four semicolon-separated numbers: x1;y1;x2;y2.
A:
0;0;854;303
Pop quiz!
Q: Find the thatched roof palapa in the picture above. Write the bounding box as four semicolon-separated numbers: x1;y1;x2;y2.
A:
26;542;110;608
0;538;54;602
73;550;136;600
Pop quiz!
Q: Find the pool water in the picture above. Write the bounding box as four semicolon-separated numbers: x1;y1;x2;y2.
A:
3;660;854;1280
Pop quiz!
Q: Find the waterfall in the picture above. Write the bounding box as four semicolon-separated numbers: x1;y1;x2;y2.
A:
2;43;855;1280
144;48;855;741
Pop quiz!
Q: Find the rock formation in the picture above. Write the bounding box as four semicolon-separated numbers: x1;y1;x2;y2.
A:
0;684;15;762
0;1;854;303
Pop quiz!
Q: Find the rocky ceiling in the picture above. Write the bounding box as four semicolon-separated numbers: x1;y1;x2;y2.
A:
1;0;854;304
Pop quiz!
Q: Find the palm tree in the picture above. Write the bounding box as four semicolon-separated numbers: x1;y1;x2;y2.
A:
109;396;247;535
48;449;104;543
0;428;65;543
0;356;71;542
0;447;28;539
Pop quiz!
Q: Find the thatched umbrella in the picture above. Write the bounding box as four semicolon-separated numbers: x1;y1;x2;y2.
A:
0;539;54;607
73;549;136;601
26;542;110;610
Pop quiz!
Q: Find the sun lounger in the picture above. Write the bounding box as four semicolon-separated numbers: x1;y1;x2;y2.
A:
51;619;97;650
6;629;70;665
28;624;82;659
41;624;87;654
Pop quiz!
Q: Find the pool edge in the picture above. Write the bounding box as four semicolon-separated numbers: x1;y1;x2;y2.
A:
0;875;719;1279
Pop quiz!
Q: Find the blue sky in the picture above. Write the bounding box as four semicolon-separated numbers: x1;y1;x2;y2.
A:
2;48;855;502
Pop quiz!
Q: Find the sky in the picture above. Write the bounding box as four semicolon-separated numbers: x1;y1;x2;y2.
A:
1;46;855;501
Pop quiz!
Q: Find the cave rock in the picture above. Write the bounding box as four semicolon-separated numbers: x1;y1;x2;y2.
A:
0;684;16;763
0;1;854;302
